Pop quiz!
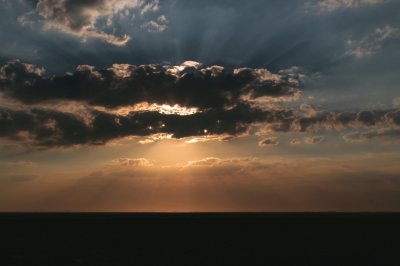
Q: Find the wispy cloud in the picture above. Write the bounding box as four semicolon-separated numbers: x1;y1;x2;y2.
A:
18;0;164;46
304;136;325;144
141;15;168;32
258;137;279;147
308;0;389;13
345;25;399;58
111;158;153;167
343;128;400;142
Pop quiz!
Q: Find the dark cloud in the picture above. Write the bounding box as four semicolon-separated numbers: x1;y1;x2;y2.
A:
0;60;303;148
0;60;302;110
2;60;400;148
0;103;289;148
266;109;400;133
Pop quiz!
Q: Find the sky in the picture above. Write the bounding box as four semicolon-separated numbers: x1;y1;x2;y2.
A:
0;0;400;211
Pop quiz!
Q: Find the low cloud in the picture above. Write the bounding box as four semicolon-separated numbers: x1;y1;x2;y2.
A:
299;103;317;118
343;128;400;142
6;155;398;211
0;103;285;148
304;136;325;144
258;137;279;147
187;157;222;167
111;158;153;167
290;139;302;145
263;109;400;134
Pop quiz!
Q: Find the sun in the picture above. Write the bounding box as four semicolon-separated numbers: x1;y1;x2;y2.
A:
141;138;211;165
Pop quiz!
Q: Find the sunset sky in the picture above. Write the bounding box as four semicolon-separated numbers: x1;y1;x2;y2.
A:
1;0;400;211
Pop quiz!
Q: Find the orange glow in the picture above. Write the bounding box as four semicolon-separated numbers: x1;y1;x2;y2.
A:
108;102;199;116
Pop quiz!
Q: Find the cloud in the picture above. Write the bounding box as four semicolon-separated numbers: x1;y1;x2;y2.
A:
141;15;168;32
2;60;400;148
343;128;400;142
290;139;302;145
393;97;400;108
258;137;279;147
17;11;36;28
187;157;222;167
0;60;302;110
345;26;399;58
309;0;389;12
111;158;153;167
183;157;277;177
299;103;317;118
0;102;287;148
263;109;400;134
21;0;163;46
304;136;325;144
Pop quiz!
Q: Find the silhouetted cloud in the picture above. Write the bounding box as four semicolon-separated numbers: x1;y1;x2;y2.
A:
2;59;400;147
0;60;302;110
263;109;400;133
0;103;289;147
2;89;400;148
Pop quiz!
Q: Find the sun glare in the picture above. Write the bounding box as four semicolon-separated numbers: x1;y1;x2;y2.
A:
109;102;199;116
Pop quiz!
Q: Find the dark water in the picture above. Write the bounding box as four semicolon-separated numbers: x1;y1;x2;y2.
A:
1;213;399;265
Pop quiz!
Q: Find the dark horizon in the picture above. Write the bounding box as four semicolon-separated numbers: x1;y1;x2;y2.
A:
2;212;400;265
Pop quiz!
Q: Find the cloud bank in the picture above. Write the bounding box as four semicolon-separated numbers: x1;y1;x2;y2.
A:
1;60;400;148
0;103;290;148
0;60;302;109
